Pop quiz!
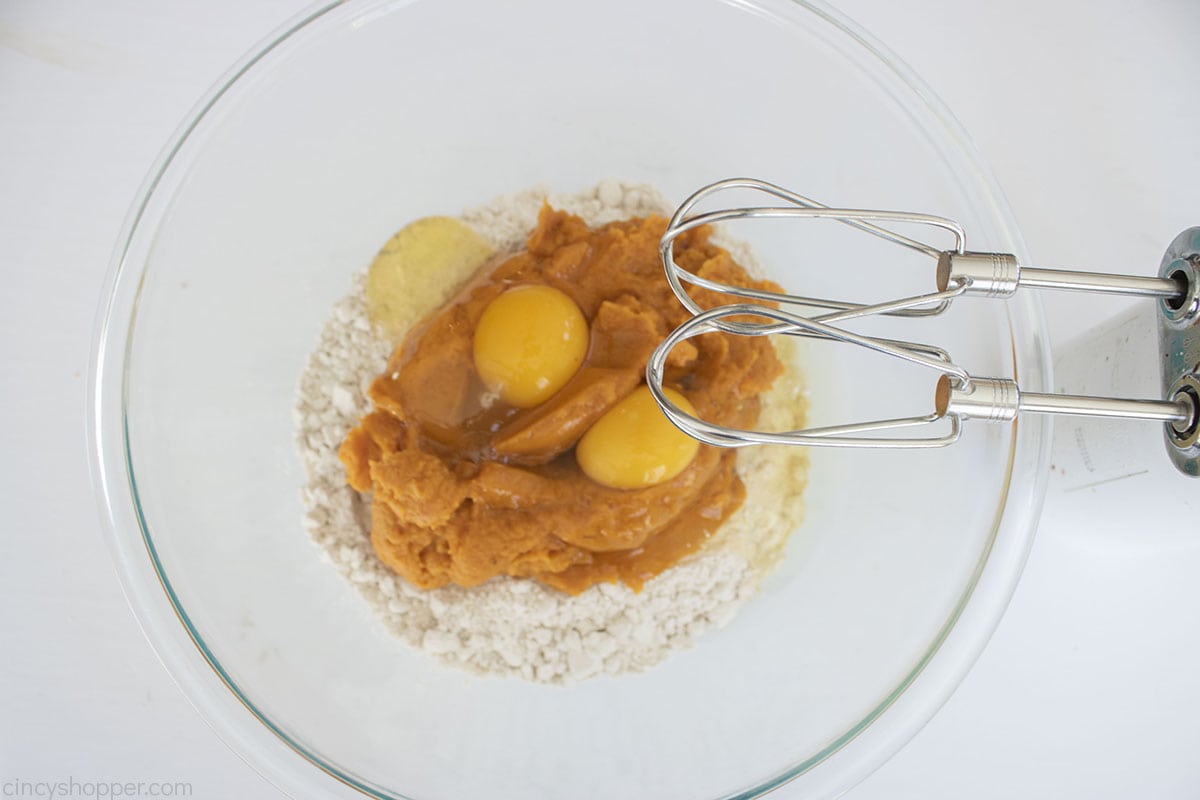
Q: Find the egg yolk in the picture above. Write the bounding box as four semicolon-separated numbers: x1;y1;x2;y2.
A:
473;285;589;408
576;386;701;490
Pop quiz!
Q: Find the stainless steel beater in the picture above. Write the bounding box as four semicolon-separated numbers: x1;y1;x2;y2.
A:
645;178;1200;476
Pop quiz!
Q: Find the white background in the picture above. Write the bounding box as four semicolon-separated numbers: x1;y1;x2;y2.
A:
2;1;1199;798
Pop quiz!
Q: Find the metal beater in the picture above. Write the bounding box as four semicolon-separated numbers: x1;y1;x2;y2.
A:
645;178;1200;476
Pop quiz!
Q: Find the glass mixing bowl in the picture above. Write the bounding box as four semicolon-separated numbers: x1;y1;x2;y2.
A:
89;0;1052;797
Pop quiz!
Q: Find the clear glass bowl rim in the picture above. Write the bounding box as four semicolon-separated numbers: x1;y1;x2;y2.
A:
87;1;1053;798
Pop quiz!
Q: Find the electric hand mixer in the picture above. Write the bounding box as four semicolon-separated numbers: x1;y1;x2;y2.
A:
647;178;1200;476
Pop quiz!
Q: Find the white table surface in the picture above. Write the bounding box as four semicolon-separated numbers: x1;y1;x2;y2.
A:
3;1;1198;797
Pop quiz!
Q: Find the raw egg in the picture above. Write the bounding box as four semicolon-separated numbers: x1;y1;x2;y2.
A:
576;386;701;489
365;216;494;342
473;285;589;408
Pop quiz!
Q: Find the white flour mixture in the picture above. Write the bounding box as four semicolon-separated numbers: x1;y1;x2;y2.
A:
295;180;808;683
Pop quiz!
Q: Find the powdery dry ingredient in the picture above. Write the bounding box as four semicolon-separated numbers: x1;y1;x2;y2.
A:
295;180;808;683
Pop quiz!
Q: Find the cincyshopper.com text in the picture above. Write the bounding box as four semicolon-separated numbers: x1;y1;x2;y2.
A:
3;778;192;799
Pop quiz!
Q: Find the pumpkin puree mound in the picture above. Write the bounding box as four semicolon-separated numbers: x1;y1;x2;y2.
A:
339;206;782;594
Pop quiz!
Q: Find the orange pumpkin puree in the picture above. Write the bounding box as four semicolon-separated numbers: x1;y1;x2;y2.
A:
339;205;782;595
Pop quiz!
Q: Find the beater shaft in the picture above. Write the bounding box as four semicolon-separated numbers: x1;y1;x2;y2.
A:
1019;268;1182;299
939;376;1194;425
